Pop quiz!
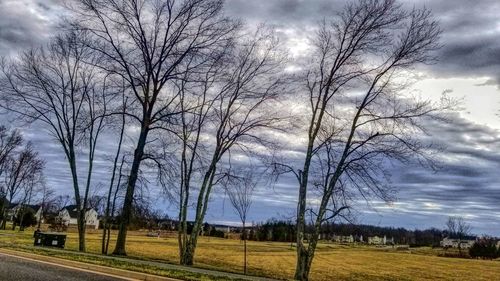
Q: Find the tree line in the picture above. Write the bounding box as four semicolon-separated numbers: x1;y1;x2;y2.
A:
246;219;455;247
0;0;451;280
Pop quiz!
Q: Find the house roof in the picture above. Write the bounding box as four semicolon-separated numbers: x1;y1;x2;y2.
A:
444;235;476;241
7;203;41;211
61;205;95;218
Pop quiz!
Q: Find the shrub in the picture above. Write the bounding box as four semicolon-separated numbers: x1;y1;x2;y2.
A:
209;229;226;238
14;209;37;228
469;238;498;259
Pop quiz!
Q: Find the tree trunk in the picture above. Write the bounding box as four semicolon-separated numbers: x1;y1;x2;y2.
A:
113;126;149;256
295;245;312;281
243;222;247;275
67;145;86;252
37;205;43;229
181;241;195;265
102;107;125;255
77;208;86;252
8;194;14;230
180;163;217;265
178;195;189;264
105;227;111;253
18;207;24;231
1;208;6;230
101;220;108;254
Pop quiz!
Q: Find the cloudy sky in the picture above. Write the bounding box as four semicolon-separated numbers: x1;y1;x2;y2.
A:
1;0;500;235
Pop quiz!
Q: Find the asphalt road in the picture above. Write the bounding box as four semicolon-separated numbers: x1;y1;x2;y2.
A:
0;253;129;281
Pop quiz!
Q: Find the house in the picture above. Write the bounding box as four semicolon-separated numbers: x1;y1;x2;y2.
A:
332;235;354;243
212;224;235;233
58;205;99;230
7;204;43;223
368;235;394;245
440;237;476;249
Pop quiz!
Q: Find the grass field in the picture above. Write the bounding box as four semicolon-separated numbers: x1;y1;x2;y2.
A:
1;228;499;281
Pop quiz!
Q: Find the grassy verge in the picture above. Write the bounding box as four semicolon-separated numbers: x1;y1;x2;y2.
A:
0;243;252;281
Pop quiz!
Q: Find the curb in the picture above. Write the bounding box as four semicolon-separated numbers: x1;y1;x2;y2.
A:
0;248;180;281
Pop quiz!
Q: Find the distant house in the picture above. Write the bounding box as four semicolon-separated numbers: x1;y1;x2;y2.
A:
440;237;476;249
212;224;236;233
368;235;394;245
58;205;99;230
332;235;354;243
7;204;43;223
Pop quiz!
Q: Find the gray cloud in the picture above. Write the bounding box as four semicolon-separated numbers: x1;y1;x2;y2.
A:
4;0;499;82
226;0;500;84
0;0;62;56
1;0;500;235
380;114;500;234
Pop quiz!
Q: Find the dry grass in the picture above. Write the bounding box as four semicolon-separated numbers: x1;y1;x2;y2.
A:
1;228;499;281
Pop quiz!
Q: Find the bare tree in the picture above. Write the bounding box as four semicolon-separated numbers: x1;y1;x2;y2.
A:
37;182;55;229
0;126;23;177
0;30;110;251
16;171;45;231
169;27;286;265
51;195;73;214
104;155;129;254
87;193;106;215
102;97;127;254
1;143;44;230
223;170;257;275
70;0;238;255
0;126;23;226
269;1;447;280
446;216;472;255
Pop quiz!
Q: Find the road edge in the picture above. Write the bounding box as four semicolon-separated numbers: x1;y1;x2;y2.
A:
0;248;180;281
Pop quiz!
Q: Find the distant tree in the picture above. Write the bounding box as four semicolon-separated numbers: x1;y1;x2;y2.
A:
52;195;73;213
224;170;258;275
251;219;296;243
0;126;23;227
87;194;106;216
37;183;55;229
2;143;44;230
446;216;472;255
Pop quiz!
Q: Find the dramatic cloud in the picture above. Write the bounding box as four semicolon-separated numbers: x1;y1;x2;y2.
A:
225;0;500;85
419;0;500;84
379;115;500;234
0;0;62;56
